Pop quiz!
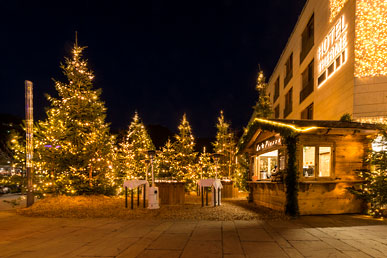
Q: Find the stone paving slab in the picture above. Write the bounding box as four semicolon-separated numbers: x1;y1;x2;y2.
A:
1;211;387;258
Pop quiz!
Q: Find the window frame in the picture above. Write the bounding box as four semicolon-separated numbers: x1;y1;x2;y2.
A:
301;143;335;181
274;104;280;119
284;87;293;118
301;103;313;120
300;14;314;64
273;77;280;102
300;59;314;103
284;53;293;87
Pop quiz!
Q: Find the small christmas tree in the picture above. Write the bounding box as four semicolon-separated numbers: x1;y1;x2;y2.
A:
119;112;154;180
347;133;387;217
155;138;178;180
198;147;215;178
253;69;272;119
35;41;116;195
212;110;236;179
174;114;197;186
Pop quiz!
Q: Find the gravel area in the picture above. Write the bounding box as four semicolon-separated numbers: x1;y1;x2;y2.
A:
17;195;287;221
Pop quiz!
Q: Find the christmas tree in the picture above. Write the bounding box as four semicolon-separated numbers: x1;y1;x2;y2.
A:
347;134;387;217
174;114;197;186
253;69;272;119
155;138;178;180
119;112;154;180
35;42;116;195
212;110;236;179
198;147;215;179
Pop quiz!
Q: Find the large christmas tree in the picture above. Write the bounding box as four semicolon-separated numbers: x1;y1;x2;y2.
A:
174;114;197;185
35;42;116;195
213;110;236;178
119;112;154;180
253;69;272;119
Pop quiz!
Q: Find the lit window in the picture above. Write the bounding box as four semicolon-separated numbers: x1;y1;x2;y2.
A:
303;145;332;178
319;147;331;177
303;146;315;177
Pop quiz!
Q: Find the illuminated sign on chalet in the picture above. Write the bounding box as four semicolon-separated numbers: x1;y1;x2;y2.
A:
317;15;348;87
256;137;282;152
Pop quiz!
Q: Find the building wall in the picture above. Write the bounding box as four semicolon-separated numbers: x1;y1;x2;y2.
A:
267;0;387;121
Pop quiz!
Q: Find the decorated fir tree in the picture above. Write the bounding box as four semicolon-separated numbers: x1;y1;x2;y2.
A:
155;138;178;180
198;147;215;179
212;110;236;178
347;134;387;217
119;112;154;180
174;114;197;185
35;42;116;195
253;69;272;119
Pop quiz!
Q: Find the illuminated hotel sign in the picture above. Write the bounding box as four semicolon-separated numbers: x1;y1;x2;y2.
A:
317;15;348;87
256;137;282;152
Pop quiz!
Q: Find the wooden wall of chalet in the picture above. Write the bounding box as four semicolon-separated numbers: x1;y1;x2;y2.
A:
296;132;369;215
250;183;286;212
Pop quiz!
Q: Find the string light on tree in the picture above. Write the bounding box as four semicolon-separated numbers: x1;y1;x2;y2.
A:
11;36;117;195
119;112;154;181
329;0;348;22
355;0;387;77
174;114;197;188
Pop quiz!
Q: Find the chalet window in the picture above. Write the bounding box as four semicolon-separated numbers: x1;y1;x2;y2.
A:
273;77;280;102
303;146;315;177
284;87;293;118
300;60;314;103
302;145;332;178
253;150;279;180
284;53;293;87
274;105;280;119
301;103;313;119
300;14;314;64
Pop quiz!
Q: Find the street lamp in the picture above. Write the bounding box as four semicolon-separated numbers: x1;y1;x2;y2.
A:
212;153;222;179
147;150;156;187
147;149;159;209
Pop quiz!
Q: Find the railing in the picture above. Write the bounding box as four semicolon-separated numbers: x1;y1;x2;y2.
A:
284;104;292;118
300;39;313;64
284;71;293;87
300;81;314;103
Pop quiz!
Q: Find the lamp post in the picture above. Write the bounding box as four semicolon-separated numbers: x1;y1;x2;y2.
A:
212;153;222;179
146;149;159;209
147;150;156;187
25;80;34;207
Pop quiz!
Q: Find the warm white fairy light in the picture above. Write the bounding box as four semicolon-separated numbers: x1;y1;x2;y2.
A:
355;0;387;77
330;0;348;22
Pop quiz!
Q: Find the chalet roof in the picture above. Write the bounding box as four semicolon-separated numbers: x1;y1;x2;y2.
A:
269;119;383;130
237;118;383;153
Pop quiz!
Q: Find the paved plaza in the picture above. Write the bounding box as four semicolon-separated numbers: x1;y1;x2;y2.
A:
1;210;387;258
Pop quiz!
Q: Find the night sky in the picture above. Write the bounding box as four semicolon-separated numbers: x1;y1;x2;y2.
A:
1;0;306;138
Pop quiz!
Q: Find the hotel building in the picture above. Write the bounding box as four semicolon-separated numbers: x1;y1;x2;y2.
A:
239;0;387;215
266;0;387;122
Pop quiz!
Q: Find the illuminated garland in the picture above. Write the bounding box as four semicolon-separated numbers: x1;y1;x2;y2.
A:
355;0;387;77
330;0;348;22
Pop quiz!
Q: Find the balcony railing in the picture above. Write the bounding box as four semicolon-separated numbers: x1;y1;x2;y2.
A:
300;39;313;64
300;81;314;103
284;71;293;87
284;104;292;118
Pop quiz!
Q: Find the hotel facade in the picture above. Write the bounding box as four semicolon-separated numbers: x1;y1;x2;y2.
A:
239;0;387;215
267;0;387;122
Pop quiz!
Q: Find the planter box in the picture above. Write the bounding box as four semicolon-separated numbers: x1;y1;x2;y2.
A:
221;180;239;198
155;182;185;205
